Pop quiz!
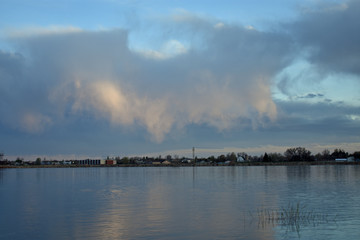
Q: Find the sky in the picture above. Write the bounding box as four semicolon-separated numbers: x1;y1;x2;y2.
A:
0;0;360;160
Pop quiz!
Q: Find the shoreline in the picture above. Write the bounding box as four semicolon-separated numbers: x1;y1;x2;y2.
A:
1;161;359;169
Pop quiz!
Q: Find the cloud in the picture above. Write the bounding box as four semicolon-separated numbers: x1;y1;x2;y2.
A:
1;17;291;141
0;50;54;133
290;0;360;75
297;93;324;99
214;22;225;29
5;25;82;38
20;112;52;133
276;100;360;136
273;0;360;109
2;3;360;158
72;80;174;142
133;39;187;60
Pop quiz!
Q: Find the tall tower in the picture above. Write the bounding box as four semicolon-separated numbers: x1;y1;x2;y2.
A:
192;147;195;159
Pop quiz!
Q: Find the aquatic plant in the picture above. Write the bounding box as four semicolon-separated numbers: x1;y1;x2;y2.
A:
253;202;336;234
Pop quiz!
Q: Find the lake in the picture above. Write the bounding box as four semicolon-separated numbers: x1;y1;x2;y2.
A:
1;165;359;240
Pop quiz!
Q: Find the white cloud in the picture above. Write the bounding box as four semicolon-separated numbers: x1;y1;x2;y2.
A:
134;39;187;60
72;80;174;142
214;22;225;29
5;25;83;38
245;25;255;30
347;114;360;121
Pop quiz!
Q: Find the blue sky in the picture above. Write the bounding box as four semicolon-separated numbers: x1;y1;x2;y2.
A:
0;0;359;160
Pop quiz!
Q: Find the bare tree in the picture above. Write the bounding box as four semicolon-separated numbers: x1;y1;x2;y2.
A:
284;147;313;161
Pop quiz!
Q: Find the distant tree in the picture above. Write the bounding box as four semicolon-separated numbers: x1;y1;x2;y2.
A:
208;156;216;163
121;157;129;164
114;156;121;164
268;152;285;162
315;149;331;161
217;154;226;163
322;149;331;160
322;149;330;157
35;157;42;165
263;152;270;162
284;147;313;162
331;149;347;159
249;155;261;162
227;152;237;162
15;157;24;165
129;157;136;164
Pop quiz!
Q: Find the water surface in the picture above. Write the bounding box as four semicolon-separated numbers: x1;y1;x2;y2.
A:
1;165;359;240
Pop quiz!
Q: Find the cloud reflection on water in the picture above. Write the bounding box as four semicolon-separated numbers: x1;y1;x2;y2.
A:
86;167;278;240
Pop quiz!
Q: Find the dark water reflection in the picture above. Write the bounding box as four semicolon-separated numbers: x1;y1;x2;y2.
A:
0;165;359;240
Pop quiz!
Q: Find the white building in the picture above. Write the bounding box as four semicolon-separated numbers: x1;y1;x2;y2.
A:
237;156;245;162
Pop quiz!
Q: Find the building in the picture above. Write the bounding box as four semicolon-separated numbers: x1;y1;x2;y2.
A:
76;159;102;165
335;157;355;162
237;156;245;162
105;160;116;165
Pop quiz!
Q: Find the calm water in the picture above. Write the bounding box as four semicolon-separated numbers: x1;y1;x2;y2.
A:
1;165;360;240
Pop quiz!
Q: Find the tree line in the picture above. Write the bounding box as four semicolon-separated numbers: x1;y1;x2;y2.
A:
1;147;359;166
113;147;359;164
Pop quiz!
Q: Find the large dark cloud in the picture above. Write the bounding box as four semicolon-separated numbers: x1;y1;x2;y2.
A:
276;100;360;132
290;0;360;75
0;17;293;144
